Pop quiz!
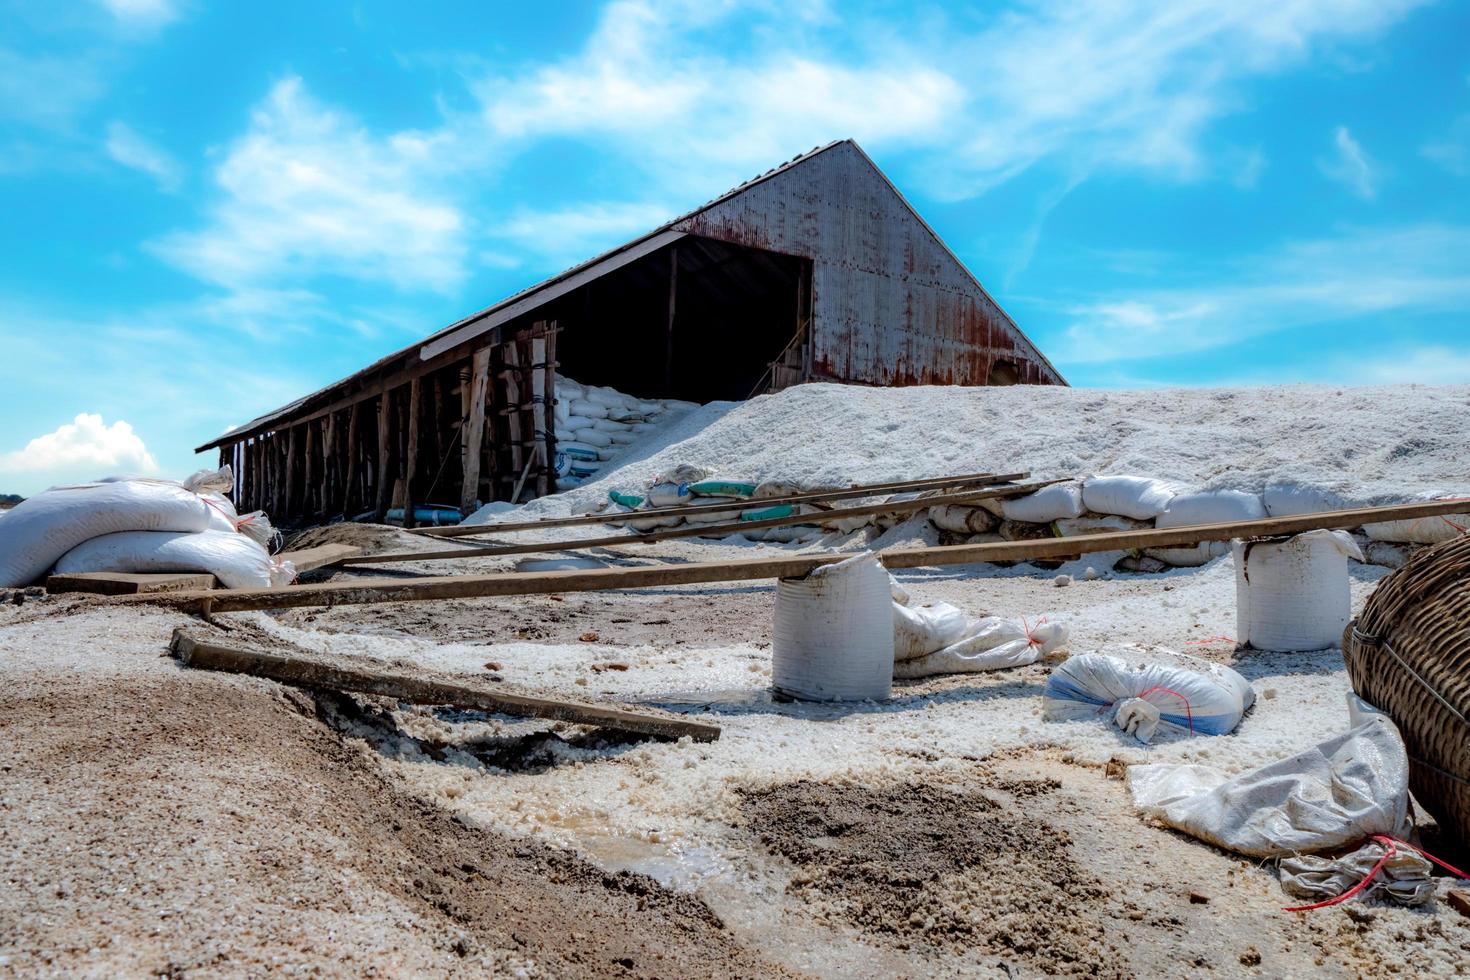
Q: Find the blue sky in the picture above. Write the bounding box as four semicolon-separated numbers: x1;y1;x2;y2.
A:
2;0;1468;494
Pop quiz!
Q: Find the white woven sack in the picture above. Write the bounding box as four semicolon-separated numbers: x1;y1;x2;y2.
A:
772;553;893;701
893;601;971;660
1262;482;1354;518
1127;695;1410;858
1043;645;1253;738
1082;475;1179;520
554;375;585;401
895;618;1066;679
1148;490;1266;566
575;429;614;449
0;479;214;587
1233;529;1362;652
567;400;609;420
55;529;295;589
928;505;996;535
1362;493;1470;544
999;482;1084;523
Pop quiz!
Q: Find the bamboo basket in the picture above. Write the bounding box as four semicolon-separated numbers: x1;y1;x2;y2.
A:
1344;534;1470;844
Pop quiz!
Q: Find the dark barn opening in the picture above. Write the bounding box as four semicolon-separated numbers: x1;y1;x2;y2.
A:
506;236;810;404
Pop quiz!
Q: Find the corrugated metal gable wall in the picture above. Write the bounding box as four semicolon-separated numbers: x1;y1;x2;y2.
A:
675;142;1061;386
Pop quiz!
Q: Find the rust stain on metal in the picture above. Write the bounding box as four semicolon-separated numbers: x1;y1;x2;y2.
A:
674;142;1064;389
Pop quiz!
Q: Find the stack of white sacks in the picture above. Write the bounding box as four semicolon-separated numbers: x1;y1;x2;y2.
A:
552;375;699;492
920;474;1470;572
588;468;1467;570
0;466;294;590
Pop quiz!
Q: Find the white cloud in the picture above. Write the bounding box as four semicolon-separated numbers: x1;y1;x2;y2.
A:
152;77;467;294
0;47;106;129
96;0;180;31
1319;125;1379;198
105;121;181;191
475;0;965;193
470;0;1425;199
1054;225;1470;363
1422;115;1470;177
0;413;158;480
1351;346;1470;384
493;201;677;266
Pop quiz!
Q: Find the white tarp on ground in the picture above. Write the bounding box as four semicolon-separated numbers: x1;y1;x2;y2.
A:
1127;695;1411;858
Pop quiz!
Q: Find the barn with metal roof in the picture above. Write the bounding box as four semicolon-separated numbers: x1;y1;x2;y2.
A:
200;139;1064;526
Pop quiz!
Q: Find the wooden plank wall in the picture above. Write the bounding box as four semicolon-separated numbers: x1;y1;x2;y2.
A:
219;320;559;528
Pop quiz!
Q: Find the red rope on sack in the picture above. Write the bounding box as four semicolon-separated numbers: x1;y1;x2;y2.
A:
1282;835;1470;912
1135;685;1194;733
1021;615;1049;648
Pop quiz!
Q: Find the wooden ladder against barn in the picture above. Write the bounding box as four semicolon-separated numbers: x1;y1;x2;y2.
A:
754;258;813;396
494;320;558;504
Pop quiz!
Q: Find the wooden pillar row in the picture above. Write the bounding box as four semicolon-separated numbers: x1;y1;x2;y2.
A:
460;348;491;515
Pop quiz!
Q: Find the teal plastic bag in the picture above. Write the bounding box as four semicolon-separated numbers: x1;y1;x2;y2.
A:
608;490;645;508
740;504;796;522
690;480;757;499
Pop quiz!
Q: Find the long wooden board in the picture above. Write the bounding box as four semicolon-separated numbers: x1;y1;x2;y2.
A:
342;480;1063;566
279;543;363;573
415;469;1029;538
47;571;219;596
114;499;1470;614
171;629;720;742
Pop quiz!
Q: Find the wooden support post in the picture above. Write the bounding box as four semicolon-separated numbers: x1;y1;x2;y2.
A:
403;376;422;528
664;246;678;392
374;390;393;524
342;402;361;520
270;434;285;519
322;413;338;520
529;328;549;498
501;342;524;500
543;325;557;493
284;425;301;520
460;349;491;514
171;629;720;742
303;422;317;519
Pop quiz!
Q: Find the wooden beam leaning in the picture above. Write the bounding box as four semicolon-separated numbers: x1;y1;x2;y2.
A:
415;470;1030;538
117;499;1470;615
460;348;491;514
171;630;720;742
341;480;1067;565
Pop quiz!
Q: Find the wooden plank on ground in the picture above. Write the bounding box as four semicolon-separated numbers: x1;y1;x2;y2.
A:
277;543;363;573
48;571;219;595
115;499;1470;615
415;469;1029;538
343;480;1064;565
170;629;720;742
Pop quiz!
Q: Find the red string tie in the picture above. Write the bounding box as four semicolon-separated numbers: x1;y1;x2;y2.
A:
1283;835;1470;912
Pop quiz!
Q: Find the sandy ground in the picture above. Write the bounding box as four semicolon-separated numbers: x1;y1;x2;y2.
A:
4;526;1470;976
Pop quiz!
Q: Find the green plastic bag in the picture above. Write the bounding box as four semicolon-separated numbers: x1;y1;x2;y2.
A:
689;480;757;499
608;490;645;508
740;504;796;522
